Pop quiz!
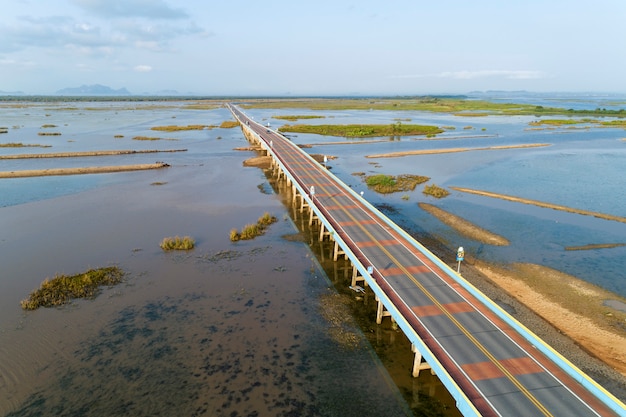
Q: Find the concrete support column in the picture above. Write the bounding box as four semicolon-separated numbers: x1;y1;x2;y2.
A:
351;265;368;287
375;295;392;325
411;344;434;378
332;241;345;261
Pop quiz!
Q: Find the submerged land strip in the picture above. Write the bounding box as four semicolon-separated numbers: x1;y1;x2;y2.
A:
0;149;187;159
0;163;169;178
451;186;626;224
366;143;550;158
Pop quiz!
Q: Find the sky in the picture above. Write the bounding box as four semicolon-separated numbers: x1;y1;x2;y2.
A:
1;0;625;96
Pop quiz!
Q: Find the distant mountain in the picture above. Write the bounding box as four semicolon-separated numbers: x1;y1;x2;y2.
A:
56;84;131;95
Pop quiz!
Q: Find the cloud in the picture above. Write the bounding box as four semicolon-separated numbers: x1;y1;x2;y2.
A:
0;13;206;54
134;64;152;72
0;16;111;53
72;0;188;19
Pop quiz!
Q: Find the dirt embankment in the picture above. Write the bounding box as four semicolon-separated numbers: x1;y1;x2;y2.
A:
0;163;170;178
0;149;186;159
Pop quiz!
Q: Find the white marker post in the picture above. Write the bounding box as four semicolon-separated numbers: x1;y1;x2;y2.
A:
456;246;464;274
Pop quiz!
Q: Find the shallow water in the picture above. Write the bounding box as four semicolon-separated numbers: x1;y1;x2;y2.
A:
0;102;445;416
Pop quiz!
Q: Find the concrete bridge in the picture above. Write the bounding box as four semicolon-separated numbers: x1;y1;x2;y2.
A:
229;104;625;417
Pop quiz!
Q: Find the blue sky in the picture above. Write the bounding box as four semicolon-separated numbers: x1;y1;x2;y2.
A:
1;0;625;95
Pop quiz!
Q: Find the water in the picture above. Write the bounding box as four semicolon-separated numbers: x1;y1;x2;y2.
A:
1;96;625;415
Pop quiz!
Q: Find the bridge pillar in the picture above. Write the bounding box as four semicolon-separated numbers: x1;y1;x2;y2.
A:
375;295;392;324
332;240;345;261
309;207;319;226
411;344;434;377
319;223;332;242
351;265;368;287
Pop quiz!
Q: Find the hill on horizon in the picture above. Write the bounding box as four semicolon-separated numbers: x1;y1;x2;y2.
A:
56;84;131;95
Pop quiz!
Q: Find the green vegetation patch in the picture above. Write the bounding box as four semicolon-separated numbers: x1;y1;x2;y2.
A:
273;115;325;121
160;236;195;251
151;124;212;131
279;123;443;138
365;174;429;194
423;184;450;198
230;212;278;241
41;124;58;128
21;266;124;310
38;132;61;136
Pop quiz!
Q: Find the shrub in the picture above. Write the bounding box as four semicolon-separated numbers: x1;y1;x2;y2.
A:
423;184;450;198
230;212;278;241
160;236;195;250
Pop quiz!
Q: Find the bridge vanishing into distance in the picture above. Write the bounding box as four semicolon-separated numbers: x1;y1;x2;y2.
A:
229;104;626;417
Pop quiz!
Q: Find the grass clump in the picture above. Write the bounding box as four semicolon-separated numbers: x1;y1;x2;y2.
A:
219;120;239;128
423;184;450;198
365;174;430;194
273;115;325;121
160;236;195;251
20;266;124;310
38;132;61;136
0;142;51;148
41;124;57;128
230;212;278;241
151;125;211;131
133;136;162;141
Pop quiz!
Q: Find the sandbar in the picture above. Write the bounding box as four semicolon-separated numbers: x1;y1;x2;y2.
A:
451;187;626;224
419;203;509;245
0;149;186;159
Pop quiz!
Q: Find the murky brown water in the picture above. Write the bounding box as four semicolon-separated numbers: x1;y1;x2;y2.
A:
0;144;457;417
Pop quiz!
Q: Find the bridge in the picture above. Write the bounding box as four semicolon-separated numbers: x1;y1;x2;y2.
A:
229;104;625;417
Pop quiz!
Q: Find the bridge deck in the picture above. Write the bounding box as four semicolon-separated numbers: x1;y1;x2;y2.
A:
230;105;624;417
